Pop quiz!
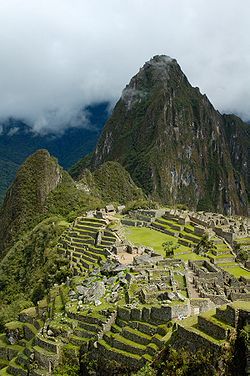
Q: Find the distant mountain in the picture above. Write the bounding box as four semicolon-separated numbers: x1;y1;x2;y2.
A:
0;103;109;202
78;55;249;215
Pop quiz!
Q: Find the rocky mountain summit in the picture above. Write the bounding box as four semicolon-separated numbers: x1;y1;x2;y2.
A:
83;55;249;215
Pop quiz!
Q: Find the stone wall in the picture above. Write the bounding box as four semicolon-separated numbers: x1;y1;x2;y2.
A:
215;305;238;327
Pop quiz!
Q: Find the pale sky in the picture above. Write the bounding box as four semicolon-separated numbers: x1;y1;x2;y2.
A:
0;0;249;132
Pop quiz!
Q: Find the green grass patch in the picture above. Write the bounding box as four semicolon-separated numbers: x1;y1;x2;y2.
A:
125;227;179;256
174;253;207;261
220;265;250;279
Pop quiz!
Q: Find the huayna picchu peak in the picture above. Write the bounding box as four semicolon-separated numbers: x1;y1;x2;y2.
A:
77;55;249;216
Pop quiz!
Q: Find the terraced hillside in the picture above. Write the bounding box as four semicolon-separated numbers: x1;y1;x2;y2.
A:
0;208;249;375
57;216;117;275
124;209;250;279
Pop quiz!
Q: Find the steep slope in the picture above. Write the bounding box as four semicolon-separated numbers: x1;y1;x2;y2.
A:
77;161;145;204
84;55;249;215
0;149;105;258
0;102;108;202
222;114;250;197
0;150;62;257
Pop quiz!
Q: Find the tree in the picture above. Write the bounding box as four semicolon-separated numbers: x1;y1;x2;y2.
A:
194;234;215;255
162;241;179;257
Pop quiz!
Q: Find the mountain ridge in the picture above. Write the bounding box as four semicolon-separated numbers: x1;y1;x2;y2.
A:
80;55;249;215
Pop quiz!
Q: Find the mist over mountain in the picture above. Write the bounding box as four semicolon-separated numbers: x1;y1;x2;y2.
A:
0;103;109;202
83;55;249;215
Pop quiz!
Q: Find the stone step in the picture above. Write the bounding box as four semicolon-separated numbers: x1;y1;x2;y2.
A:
18;308;37;326
151;223;178;237
16;352;29;369
111;324;122;334
68;335;89;350
70;250;97;264
179;232;200;244
77;219;106;227
146;342;160;356
100;241;114;247
69;231;93;240
74;225;100;234
88;246;107;256
103;231;116;239
215;305;238;327
115;318;158;336
176;317;224;353
103;333;146;356
23;323;38;341
67;311;106;326
34;336;59;354
122;327;151;346
150;334;165;349
68;246;100;261
33;346;58;372
7;357;28;376
73;327;97;339
213;256;235;264
184;226;195;234
70;238;95;247
178;238;194;248
198;314;233;340
71;256;92;270
76;222;102;229
156;218;182;231
77;320;101;333
97;339;142;368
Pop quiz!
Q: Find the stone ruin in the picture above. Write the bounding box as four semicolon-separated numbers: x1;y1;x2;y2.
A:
189;260;250;304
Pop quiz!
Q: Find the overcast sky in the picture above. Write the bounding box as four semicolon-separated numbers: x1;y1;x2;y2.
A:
0;0;249;133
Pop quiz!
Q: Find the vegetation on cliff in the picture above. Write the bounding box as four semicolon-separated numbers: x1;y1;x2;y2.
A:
76;55;249;215
77;161;145;204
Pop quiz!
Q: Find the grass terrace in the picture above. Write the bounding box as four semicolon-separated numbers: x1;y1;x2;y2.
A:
125;227;180;256
220;265;250;279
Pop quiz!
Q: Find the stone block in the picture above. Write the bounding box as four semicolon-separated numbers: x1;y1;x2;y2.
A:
117;307;131;321
142;307;151;322
150;306;171;323
130;308;142;321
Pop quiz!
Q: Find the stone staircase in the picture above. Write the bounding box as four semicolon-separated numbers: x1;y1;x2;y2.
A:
150;216;203;254
92;306;171;369
0;307;45;376
57;217;117;276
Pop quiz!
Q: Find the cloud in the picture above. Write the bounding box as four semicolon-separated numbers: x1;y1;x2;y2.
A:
0;0;249;132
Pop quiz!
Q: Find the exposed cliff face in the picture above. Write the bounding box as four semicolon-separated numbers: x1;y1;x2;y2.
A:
87;55;249;215
223;114;250;203
0;149;62;257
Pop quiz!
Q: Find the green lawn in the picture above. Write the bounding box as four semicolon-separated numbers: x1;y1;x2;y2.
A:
220;265;250;279
124;226;209;262
124;226;179;256
175;253;207;261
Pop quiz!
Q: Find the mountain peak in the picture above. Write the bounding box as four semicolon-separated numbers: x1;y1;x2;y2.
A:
144;54;176;68
0;149;62;257
88;56;249;216
121;55;180;109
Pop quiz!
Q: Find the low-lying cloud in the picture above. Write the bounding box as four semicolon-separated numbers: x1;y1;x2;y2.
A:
0;0;249;132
